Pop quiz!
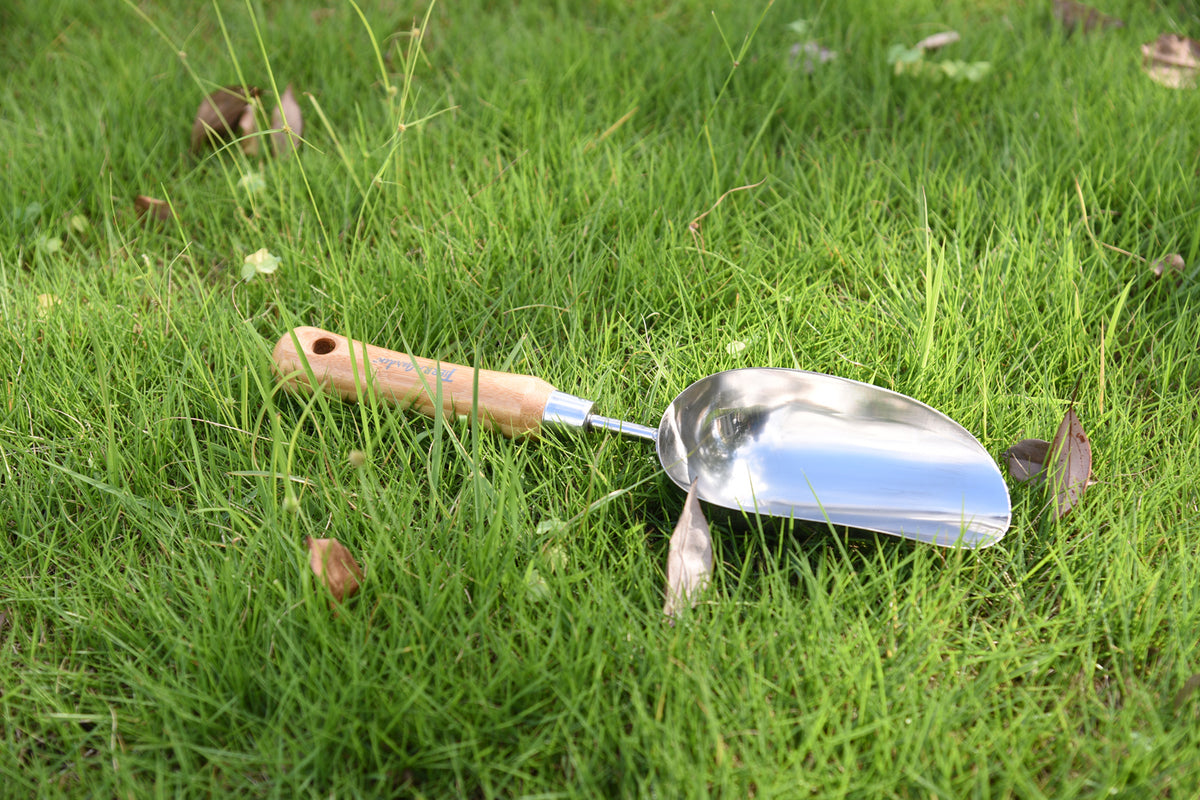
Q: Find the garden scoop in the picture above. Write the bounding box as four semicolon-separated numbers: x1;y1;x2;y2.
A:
272;327;1011;548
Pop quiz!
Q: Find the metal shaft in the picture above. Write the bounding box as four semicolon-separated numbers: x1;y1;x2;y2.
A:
541;391;658;442
586;414;657;442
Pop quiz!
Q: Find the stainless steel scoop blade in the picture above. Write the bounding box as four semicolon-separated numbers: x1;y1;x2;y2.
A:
648;369;1010;547
273;328;1011;549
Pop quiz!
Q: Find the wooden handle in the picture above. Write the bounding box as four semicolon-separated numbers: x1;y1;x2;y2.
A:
271;326;558;438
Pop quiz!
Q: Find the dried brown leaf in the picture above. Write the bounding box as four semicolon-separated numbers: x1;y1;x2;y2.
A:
239;100;260;156
191;85;261;153
1046;405;1092;520
306;536;364;602
271;85;304;159
1174;673;1200;711
664;479;713;620
1142;34;1200;88
914;31;960;51
134;195;171;223
1053;0;1124;34
1151;253;1185;279
1003;438;1050;483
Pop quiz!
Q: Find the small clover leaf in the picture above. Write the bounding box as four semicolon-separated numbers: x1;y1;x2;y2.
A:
241;248;281;281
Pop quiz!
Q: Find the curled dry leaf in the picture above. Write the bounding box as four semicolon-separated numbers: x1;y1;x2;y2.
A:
191;85;261;153
271;84;304;158
306;536;364;602
239;100;260;156
914;31;960;51
1142;34;1200;89
1003;438;1050;483
134;195;171;223
1151;253;1185;279
1053;0;1124;34
1046;404;1092;520
663;479;713;620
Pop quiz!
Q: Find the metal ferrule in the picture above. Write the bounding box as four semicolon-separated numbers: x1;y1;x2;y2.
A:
541;391;595;432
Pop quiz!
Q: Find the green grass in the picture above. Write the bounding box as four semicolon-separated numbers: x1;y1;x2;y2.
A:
3;0;1200;796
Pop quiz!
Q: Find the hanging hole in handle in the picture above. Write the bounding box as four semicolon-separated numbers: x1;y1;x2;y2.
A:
311;338;337;355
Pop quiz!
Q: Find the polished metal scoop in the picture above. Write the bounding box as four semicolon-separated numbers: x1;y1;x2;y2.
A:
274;328;1011;548
652;369;1010;547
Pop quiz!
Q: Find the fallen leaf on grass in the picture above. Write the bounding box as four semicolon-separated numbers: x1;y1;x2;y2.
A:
1053;0;1124;34
1046;403;1092;520
36;294;61;317
1151;253;1185;280
1003;397;1096;519
939;61;992;82
134;195;172;223
1003;438;1050;483
523;564;551;602
271;84;304;158
786;19;812;37
785;19;836;74
1142;34;1200;89
1174;673;1200;711
886;44;925;71
664;479;712;620
15;201;41;226
914;31;960;52
535;518;568;537
306;537;363;602
241;248;280;281
789;41;838;73
541;542;568;574
886;43;990;82
237;170;266;194
238;101;260;156
36;234;62;255
191;85;261;153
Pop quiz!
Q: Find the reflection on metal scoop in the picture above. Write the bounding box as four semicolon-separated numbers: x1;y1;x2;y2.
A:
273;328;1012;549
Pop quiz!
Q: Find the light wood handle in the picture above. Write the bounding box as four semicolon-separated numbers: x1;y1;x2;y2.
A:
271;326;558;438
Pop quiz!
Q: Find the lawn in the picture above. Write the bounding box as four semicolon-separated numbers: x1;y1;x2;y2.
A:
2;0;1199;796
